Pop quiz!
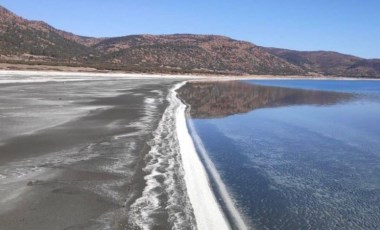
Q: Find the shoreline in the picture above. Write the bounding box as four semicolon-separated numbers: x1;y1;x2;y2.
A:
176;81;250;229
174;82;249;229
174;82;231;230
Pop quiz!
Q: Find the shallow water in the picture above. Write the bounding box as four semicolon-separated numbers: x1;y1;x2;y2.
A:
179;80;380;229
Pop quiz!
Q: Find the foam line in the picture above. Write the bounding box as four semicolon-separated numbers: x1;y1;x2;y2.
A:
174;82;233;230
129;82;196;229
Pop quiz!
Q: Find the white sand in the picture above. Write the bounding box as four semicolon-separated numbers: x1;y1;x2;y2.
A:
174;82;233;230
1;69;377;83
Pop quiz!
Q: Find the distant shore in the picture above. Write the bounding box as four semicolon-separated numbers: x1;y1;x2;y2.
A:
1;67;379;82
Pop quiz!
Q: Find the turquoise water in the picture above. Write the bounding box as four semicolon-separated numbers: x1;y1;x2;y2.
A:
186;80;380;229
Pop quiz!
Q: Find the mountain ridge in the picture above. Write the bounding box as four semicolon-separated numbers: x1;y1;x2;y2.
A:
262;47;380;78
0;5;379;77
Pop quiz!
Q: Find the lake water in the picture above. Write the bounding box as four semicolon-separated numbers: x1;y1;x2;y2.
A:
178;80;380;229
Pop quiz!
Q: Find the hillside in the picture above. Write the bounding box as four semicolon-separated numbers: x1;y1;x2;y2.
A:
0;6;101;64
0;5;379;77
92;34;304;75
264;47;380;78
0;5;304;75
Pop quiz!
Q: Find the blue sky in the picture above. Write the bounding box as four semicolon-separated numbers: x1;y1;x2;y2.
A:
1;0;379;58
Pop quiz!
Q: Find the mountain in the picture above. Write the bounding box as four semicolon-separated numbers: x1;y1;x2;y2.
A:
92;34;304;75
0;5;304;75
0;6;102;64
263;47;380;78
0;5;379;77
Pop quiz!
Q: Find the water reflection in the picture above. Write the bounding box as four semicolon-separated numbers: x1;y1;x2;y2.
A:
177;81;355;118
180;80;380;229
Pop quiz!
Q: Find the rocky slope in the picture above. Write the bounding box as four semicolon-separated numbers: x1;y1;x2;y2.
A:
0;5;379;77
0;6;100;64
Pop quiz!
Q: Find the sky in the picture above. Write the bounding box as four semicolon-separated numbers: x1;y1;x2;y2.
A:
1;0;379;58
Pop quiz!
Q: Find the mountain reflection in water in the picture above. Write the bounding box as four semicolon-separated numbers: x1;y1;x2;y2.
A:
177;81;355;118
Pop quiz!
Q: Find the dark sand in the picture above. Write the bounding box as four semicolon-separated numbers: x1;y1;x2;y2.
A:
0;77;179;230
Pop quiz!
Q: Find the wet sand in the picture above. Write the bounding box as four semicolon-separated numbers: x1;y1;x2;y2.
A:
0;77;181;229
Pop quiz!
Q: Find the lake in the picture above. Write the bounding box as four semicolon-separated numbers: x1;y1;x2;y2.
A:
178;80;380;229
